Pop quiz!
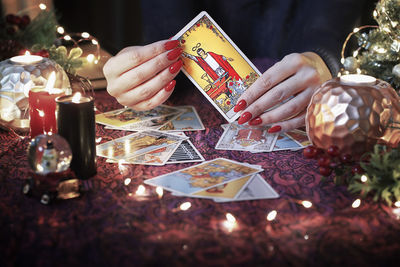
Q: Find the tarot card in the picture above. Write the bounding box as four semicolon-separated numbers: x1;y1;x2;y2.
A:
172;11;261;123
104;112;182;131
96;130;187;160
214;174;279;202
273;133;303;151
166;139;205;164
215;122;278;152
96;105;181;128
144;158;262;195
158;106;205;131
285;129;311;147
106;142;181;166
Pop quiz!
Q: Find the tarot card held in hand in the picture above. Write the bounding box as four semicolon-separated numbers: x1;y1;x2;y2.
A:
172;11;261;122
144;158;262;195
96;130;187;160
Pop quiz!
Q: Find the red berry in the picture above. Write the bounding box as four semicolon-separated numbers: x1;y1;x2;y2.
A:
317;155;331;167
37;49;49;58
18;15;30;29
196;23;200;27
303;146;318;159
5;14;16;24
340;154;352;164
351;164;363;175
181;39;185;44
319;166;332;176
13;16;21;26
327;145;339;157
6;27;15;35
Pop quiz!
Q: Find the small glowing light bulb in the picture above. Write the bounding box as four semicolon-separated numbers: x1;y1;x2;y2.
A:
353;28;360;33
352;199;361;208
179;202;191;211
39;3;47;10
136;185;146;196
360;175;368;183
302;200;313;208
64;35;72;41
124;178;131;186
266;210;277;221
81;32;90;38
92;39;99;45
156;186;164;198
57;26;65;34
394;201;400;208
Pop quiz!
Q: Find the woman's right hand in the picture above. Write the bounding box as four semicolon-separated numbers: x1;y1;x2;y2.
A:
103;40;183;111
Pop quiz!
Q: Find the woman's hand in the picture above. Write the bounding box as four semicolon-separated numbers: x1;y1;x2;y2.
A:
103;40;183;111
233;52;332;133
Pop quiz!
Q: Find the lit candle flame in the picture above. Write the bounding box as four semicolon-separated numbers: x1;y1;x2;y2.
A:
45;72;56;94
179;202;191;211
136;185;146;196
72;92;82;103
156;186;164;198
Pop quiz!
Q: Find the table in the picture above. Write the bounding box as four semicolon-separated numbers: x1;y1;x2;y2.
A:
1;62;400;267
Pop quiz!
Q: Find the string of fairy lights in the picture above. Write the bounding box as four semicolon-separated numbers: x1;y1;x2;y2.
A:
22;3;102;66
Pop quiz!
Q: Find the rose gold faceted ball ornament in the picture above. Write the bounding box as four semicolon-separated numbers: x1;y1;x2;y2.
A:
306;74;400;159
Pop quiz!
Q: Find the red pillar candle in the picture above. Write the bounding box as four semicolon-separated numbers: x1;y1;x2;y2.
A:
28;72;64;137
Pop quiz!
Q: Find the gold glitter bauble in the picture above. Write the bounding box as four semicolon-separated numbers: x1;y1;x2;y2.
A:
306;75;400;159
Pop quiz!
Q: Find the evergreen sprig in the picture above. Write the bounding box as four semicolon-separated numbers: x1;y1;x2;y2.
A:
348;145;400;205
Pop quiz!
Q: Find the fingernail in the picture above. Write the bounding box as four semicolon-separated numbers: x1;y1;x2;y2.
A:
165;80;176;92
268;125;282;133
234;100;247;112
164;40;180;50
249;117;262;126
238;112;252;124
167;47;183;60
169;60;183;74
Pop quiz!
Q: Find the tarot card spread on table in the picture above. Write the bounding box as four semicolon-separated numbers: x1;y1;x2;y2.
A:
144;158;262;195
172;11;261;122
96;130;187;160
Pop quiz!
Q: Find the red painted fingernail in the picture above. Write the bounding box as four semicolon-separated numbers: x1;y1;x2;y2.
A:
234;99;247;112
238;112;252;124
249;117;262;126
167;47;183;60
164;40;180;50
169;60;183;74
165;80;176;92
268;125;282;133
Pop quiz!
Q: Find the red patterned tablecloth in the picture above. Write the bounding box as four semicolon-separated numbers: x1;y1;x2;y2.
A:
1;63;400;267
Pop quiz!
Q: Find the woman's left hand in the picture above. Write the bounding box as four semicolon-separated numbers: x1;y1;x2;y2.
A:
233;52;332;133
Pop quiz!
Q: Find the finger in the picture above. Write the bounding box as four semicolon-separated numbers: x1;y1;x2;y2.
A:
241;72;309;120
248;87;313;126
116;60;182;107
108;47;183;96
103;39;180;79
268;110;306;133
235;53;307;112
129;80;177;111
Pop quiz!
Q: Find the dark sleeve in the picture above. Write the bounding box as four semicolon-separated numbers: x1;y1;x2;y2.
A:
283;0;368;75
